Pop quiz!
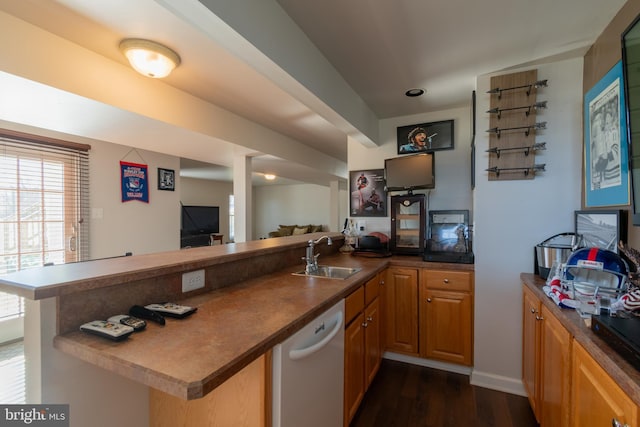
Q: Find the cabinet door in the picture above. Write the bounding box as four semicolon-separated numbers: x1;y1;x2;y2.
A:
344;313;365;426
384;267;419;355
390;195;425;254
539;304;571;427
420;289;472;365
364;298;382;389
150;354;266;427
571;340;638;427
522;284;541;422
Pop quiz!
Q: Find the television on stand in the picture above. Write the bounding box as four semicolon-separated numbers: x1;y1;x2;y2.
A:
384;154;435;255
384;153;435;194
180;205;220;248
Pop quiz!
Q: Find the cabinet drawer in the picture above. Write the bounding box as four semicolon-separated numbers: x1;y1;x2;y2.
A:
346;286;365;325
364;275;379;306
423;270;473;292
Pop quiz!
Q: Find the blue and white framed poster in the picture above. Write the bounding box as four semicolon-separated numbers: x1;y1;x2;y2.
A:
584;60;630;207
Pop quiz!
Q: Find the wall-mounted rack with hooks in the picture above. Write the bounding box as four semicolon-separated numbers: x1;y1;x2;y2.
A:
487;69;547;181
486;101;547;119
485;164;546;177
486;142;546;158
486;79;548;99
486;122;546;138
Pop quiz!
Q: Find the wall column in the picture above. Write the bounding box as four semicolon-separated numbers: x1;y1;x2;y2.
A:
233;155;252;242
329;180;340;232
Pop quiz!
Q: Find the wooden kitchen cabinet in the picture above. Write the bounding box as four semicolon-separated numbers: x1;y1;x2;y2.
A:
522;284;541;421
383;267;419;355
522;284;571;426
344;274;382;426
419;269;473;365
571;340;638;427
150;353;268;427
539;304;571;427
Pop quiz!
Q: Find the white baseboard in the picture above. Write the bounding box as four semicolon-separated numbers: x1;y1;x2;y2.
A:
382;352;472;376
470;369;527;397
383;352;526;397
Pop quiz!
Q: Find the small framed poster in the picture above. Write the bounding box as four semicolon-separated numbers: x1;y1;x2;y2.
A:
350;169;387;217
574;209;625;253
158;168;175;191
397;119;454;154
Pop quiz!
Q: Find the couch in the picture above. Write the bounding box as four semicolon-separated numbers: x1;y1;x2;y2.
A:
268;224;324;238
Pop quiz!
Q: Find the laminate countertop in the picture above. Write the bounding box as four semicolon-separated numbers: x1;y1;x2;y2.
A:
521;273;640;406
43;239;474;401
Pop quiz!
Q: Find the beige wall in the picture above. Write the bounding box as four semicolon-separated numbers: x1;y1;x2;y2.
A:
88;139;181;259
253;184;332;239
583;0;640;247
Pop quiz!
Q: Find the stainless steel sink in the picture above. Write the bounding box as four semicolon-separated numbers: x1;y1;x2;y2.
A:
292;265;362;280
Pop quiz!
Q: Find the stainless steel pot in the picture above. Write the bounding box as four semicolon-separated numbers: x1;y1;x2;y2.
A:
535;233;579;279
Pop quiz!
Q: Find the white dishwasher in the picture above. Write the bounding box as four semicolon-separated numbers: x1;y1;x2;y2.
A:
272;299;345;427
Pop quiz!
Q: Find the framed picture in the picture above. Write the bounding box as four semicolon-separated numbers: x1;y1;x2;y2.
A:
397;119;454;154
574;209;625;253
584;60;630;207
157;167;175;191
350;169;387;217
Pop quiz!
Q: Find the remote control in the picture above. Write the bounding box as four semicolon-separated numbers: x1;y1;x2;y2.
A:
129;305;165;325
145;302;197;319
108;315;147;332
80;320;134;341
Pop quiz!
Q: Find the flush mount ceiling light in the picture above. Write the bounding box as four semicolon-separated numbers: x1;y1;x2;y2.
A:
405;88;425;97
119;38;181;78
264;174;276;181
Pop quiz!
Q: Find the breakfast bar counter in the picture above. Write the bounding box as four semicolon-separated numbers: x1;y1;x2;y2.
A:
0;232;474;404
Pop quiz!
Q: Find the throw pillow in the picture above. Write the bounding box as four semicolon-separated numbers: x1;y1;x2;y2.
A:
308;224;323;232
292;226;309;235
278;225;297;236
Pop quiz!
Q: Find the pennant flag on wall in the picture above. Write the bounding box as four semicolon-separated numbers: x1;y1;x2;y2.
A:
120;161;149;203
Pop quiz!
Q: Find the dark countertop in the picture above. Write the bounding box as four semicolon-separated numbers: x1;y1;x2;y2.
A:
0;233;474;401
49;245;473;400
54;253;388;400
521;273;640;406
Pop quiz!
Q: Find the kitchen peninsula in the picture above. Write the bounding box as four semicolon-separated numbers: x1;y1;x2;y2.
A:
0;233;473;426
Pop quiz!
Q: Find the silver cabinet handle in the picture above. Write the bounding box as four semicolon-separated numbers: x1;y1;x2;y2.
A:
443;278;449;283
427;298;432;303
530;307;536;313
362;322;368;328
535;315;544;321
366;316;373;322
612;418;629;427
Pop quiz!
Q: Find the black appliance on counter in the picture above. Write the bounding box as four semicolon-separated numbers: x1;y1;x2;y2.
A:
591;315;640;371
423;210;474;264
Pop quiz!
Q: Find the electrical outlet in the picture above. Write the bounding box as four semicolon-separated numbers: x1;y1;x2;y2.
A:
182;269;205;292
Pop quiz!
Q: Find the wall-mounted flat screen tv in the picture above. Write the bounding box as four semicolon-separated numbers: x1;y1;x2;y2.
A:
384;153;435;192
181;205;220;235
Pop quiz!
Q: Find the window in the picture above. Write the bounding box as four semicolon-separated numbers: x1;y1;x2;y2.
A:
0;130;90;319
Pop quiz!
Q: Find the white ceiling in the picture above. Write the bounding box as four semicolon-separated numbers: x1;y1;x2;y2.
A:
0;0;628;185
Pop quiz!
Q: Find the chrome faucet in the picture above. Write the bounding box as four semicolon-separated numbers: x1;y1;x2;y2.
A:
304;236;332;274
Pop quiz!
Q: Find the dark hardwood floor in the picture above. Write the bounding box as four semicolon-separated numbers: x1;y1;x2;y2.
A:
350;359;538;427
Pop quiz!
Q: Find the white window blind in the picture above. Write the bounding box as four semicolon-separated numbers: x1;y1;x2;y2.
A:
0;130;90;319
